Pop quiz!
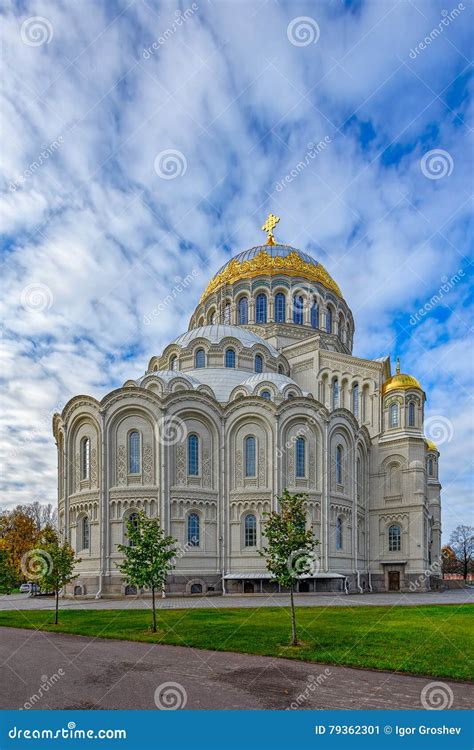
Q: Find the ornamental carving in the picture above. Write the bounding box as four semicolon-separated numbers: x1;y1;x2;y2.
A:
235;449;243;485
203;446;212;487
74;452;80;490
117;445;126;485
91;448;97;485
143;444;153;485
200;249;342;303
176;444;186;485
258;447;265;486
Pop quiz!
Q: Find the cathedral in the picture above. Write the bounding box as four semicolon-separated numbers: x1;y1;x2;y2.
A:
53;215;442;597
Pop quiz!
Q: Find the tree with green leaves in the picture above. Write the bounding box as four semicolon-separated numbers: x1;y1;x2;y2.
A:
36;534;79;624
0;549;17;594
117;512;178;633
260;490;318;646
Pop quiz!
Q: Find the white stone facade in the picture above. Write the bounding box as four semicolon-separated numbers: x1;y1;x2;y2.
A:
54;244;442;597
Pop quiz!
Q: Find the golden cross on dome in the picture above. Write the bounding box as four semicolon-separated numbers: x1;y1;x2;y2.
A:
261;213;280;245
396;357;401;375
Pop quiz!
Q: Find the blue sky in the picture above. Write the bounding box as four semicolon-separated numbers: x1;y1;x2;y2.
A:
1;0;473;541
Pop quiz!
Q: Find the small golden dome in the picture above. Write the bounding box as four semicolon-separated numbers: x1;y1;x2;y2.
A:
382;357;423;395
425;439;438;453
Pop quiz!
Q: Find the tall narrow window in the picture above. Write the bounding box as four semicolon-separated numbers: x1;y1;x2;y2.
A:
255;293;267;323
195;348;205;368
388;524;401;552
296;437;305;478
169;355;178;371
224;303;231;324
332;380;340;409
80;437;90;480
352;384;359;419
261;390;271;400
336;517;343;550
274;292;286;323
293;294;304;325
82;516;90;550
225;348;236;368
245;436;256;477
326;308;333;333
356;457;361;500
127;512;139;547
188;434;199;476
390;403;399;428
311;300;318;328
336;445;343;485
187;513;200;546
254;354;263;373
428;458;434;477
128;431;141;474
408;401;415;427
244;514;257;547
238;297;248;324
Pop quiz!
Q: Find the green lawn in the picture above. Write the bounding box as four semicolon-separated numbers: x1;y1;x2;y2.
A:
0;604;472;680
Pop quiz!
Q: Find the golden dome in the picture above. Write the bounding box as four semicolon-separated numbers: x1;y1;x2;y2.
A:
200;244;342;304
425;439;438;452
382;358;423;395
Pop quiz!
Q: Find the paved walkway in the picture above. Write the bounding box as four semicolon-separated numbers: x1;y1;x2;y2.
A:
0;627;471;710
1;588;471;611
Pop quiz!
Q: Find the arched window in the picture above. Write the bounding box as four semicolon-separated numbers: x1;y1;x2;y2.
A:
336;517;343;550
210;310;217;324
187;434;199;476
128;431;141;474
296;437;305;478
254;354;263;373
127;512;139;546
278;364;284;374
356;456;361;500
238;297;248;324
224;303;231;324
388;524;401;552
245;436;256;476
225;348;236;368
195;348;205;368
326;307;333;333
428;458;434;476
332;379;340;409
187;513;200;546
255;293;267;323
80;437;90;480
170;355;178;371
293;294;304;325
390;403;399;428
287;391;296;399
353;384;359;419
82;516;90;550
261;390;271;400
310;300;318;328
274;292;286;323
336;445;343;485
244;514;257;547
408;401;415;427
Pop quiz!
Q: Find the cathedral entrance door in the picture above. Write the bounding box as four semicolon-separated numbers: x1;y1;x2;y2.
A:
388;571;400;591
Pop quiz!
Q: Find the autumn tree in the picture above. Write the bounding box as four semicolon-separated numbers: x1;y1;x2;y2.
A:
0;549;17;594
0;506;39;578
117;512;178;633
449;525;474;580
260;490;318;646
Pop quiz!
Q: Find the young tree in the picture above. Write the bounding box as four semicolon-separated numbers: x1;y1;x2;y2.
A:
36;534;80;624
449;525;474;580
117;512;178;633
0;549;18;594
260;490;318;646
